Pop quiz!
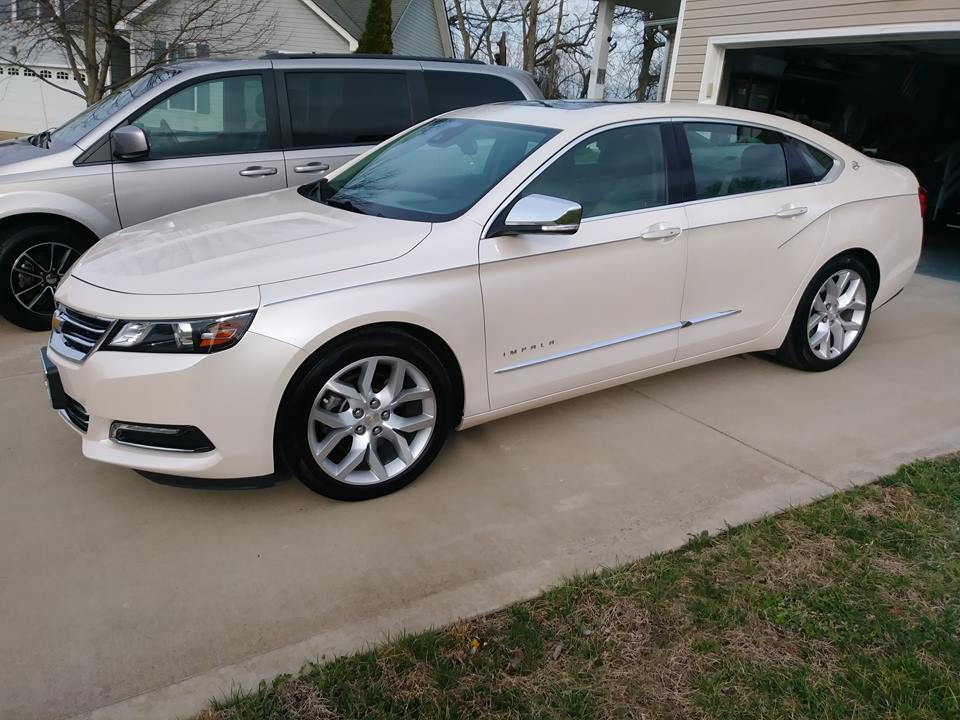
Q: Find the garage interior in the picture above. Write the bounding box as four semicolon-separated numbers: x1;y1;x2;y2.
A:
720;38;960;282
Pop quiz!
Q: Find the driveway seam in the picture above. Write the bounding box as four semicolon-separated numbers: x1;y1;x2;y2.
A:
626;385;841;492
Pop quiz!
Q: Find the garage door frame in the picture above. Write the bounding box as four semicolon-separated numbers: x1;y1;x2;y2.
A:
691;20;960;105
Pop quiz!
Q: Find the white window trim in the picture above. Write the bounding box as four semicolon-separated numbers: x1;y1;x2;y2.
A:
696;21;960;105
663;0;687;102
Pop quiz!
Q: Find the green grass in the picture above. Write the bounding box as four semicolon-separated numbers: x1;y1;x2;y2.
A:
198;455;960;720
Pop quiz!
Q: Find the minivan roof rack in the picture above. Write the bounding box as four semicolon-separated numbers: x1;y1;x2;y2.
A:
260;52;484;65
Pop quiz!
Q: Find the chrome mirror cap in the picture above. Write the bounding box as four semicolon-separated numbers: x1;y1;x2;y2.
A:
111;125;149;160
496;194;582;236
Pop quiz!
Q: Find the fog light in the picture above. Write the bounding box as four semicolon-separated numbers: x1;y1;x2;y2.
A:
110;422;215;453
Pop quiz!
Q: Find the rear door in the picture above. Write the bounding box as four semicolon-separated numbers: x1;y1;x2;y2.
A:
277;62;420;185
675;121;838;360
113;70;286;227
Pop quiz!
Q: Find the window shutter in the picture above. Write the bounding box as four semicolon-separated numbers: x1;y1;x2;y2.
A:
196;43;210;58
152;39;166;62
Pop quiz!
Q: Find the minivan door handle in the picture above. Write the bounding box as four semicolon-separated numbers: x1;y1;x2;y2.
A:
294;161;330;174
776;203;808;218
640;223;683;241
239;166;278;177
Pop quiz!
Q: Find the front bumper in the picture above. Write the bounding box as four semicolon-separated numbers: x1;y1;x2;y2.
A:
45;331;306;480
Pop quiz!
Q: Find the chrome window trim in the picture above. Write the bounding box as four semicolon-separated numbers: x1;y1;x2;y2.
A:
494;310;741;374
481;116;845;240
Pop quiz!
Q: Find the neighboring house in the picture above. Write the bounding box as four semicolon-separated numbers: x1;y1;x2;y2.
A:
589;0;960;231
0;0;453;133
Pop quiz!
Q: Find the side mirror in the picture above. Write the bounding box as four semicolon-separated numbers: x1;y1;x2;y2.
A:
112;125;149;160
492;194;582;237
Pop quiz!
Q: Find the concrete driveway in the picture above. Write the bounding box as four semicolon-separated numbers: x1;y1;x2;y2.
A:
2;273;959;720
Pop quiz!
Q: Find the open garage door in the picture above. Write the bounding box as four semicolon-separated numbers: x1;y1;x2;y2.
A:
720;40;960;281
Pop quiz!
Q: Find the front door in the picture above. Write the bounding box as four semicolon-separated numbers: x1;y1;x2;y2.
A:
676;121;838;360
113;72;286;227
480;123;688;410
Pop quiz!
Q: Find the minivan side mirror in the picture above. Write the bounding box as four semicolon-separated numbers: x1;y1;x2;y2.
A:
112;125;149;160
490;194;582;237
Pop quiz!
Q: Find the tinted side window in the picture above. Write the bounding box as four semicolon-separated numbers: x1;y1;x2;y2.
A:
286;72;412;147
684;123;788;200
425;71;524;116
134;75;268;159
787;138;835;184
521;124;667;218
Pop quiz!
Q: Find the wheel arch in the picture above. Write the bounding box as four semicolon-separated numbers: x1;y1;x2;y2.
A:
836;247;880;295
273;321;467;471
0;212;100;249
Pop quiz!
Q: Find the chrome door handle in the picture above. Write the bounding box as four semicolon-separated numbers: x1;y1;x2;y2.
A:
239;166;278;177
777;204;808;218
294;161;330;174
640;223;682;241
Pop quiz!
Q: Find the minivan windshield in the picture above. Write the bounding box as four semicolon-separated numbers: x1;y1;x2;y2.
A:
305;118;559;222
45;69;180;150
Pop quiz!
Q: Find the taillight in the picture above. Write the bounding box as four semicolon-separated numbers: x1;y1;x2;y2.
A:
918;186;928;217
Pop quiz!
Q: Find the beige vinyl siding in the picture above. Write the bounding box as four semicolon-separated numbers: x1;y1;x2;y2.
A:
672;0;960;101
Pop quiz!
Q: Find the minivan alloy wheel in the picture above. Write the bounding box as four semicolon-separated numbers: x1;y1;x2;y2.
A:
10;242;78;315
807;269;868;360
307;355;437;486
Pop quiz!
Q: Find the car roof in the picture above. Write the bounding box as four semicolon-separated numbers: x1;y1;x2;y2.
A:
446;101;845;152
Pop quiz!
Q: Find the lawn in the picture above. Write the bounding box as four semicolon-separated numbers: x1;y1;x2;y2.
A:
199;455;960;720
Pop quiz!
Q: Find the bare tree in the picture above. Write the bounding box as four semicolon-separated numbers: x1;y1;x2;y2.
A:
445;0;597;98
1;0;277;105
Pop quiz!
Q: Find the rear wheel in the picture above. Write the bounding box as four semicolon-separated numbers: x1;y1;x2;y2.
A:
278;329;453;501
776;255;875;371
0;223;87;330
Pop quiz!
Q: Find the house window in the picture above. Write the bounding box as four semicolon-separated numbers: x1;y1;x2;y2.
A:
56;71;69;80
24;68;36;77
8;67;19;76
40;69;51;79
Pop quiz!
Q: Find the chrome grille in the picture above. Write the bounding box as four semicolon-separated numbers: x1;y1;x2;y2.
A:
50;305;114;362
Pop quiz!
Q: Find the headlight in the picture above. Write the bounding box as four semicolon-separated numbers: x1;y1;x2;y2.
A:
106;312;255;353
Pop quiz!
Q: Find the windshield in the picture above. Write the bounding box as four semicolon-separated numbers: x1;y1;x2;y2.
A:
304;118;559;222
46;69;180;150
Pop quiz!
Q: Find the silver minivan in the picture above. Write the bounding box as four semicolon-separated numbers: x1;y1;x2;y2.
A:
0;54;542;329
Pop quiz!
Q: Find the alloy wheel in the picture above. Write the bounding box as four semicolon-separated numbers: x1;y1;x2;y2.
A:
807;269;868;360
10;242;78;316
306;356;437;486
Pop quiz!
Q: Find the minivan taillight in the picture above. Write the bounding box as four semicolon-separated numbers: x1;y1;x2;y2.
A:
919;186;928;217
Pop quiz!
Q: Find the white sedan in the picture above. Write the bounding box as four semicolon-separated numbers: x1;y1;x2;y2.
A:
43;102;922;500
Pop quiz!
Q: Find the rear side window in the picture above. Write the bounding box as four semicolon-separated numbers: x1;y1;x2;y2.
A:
285;71;412;147
425;71;525;116
787;138;835;184
683;122;788;200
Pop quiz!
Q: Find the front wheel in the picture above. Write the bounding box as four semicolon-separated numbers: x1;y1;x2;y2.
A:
0;223;87;330
776;255;875;371
278;329;454;501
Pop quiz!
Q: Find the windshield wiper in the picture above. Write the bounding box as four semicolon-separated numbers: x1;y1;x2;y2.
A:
28;129;52;148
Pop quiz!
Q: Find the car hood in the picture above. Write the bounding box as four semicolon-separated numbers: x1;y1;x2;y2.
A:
70;188;432;295
0;138;46;171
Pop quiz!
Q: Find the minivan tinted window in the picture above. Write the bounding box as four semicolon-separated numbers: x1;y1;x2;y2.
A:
425;71;524;116
286;71;412;148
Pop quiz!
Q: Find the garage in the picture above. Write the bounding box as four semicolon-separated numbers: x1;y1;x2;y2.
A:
717;38;960;281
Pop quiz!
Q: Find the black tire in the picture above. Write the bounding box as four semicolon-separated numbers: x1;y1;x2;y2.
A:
278;328;454;501
776;254;876;372
0;222;89;331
